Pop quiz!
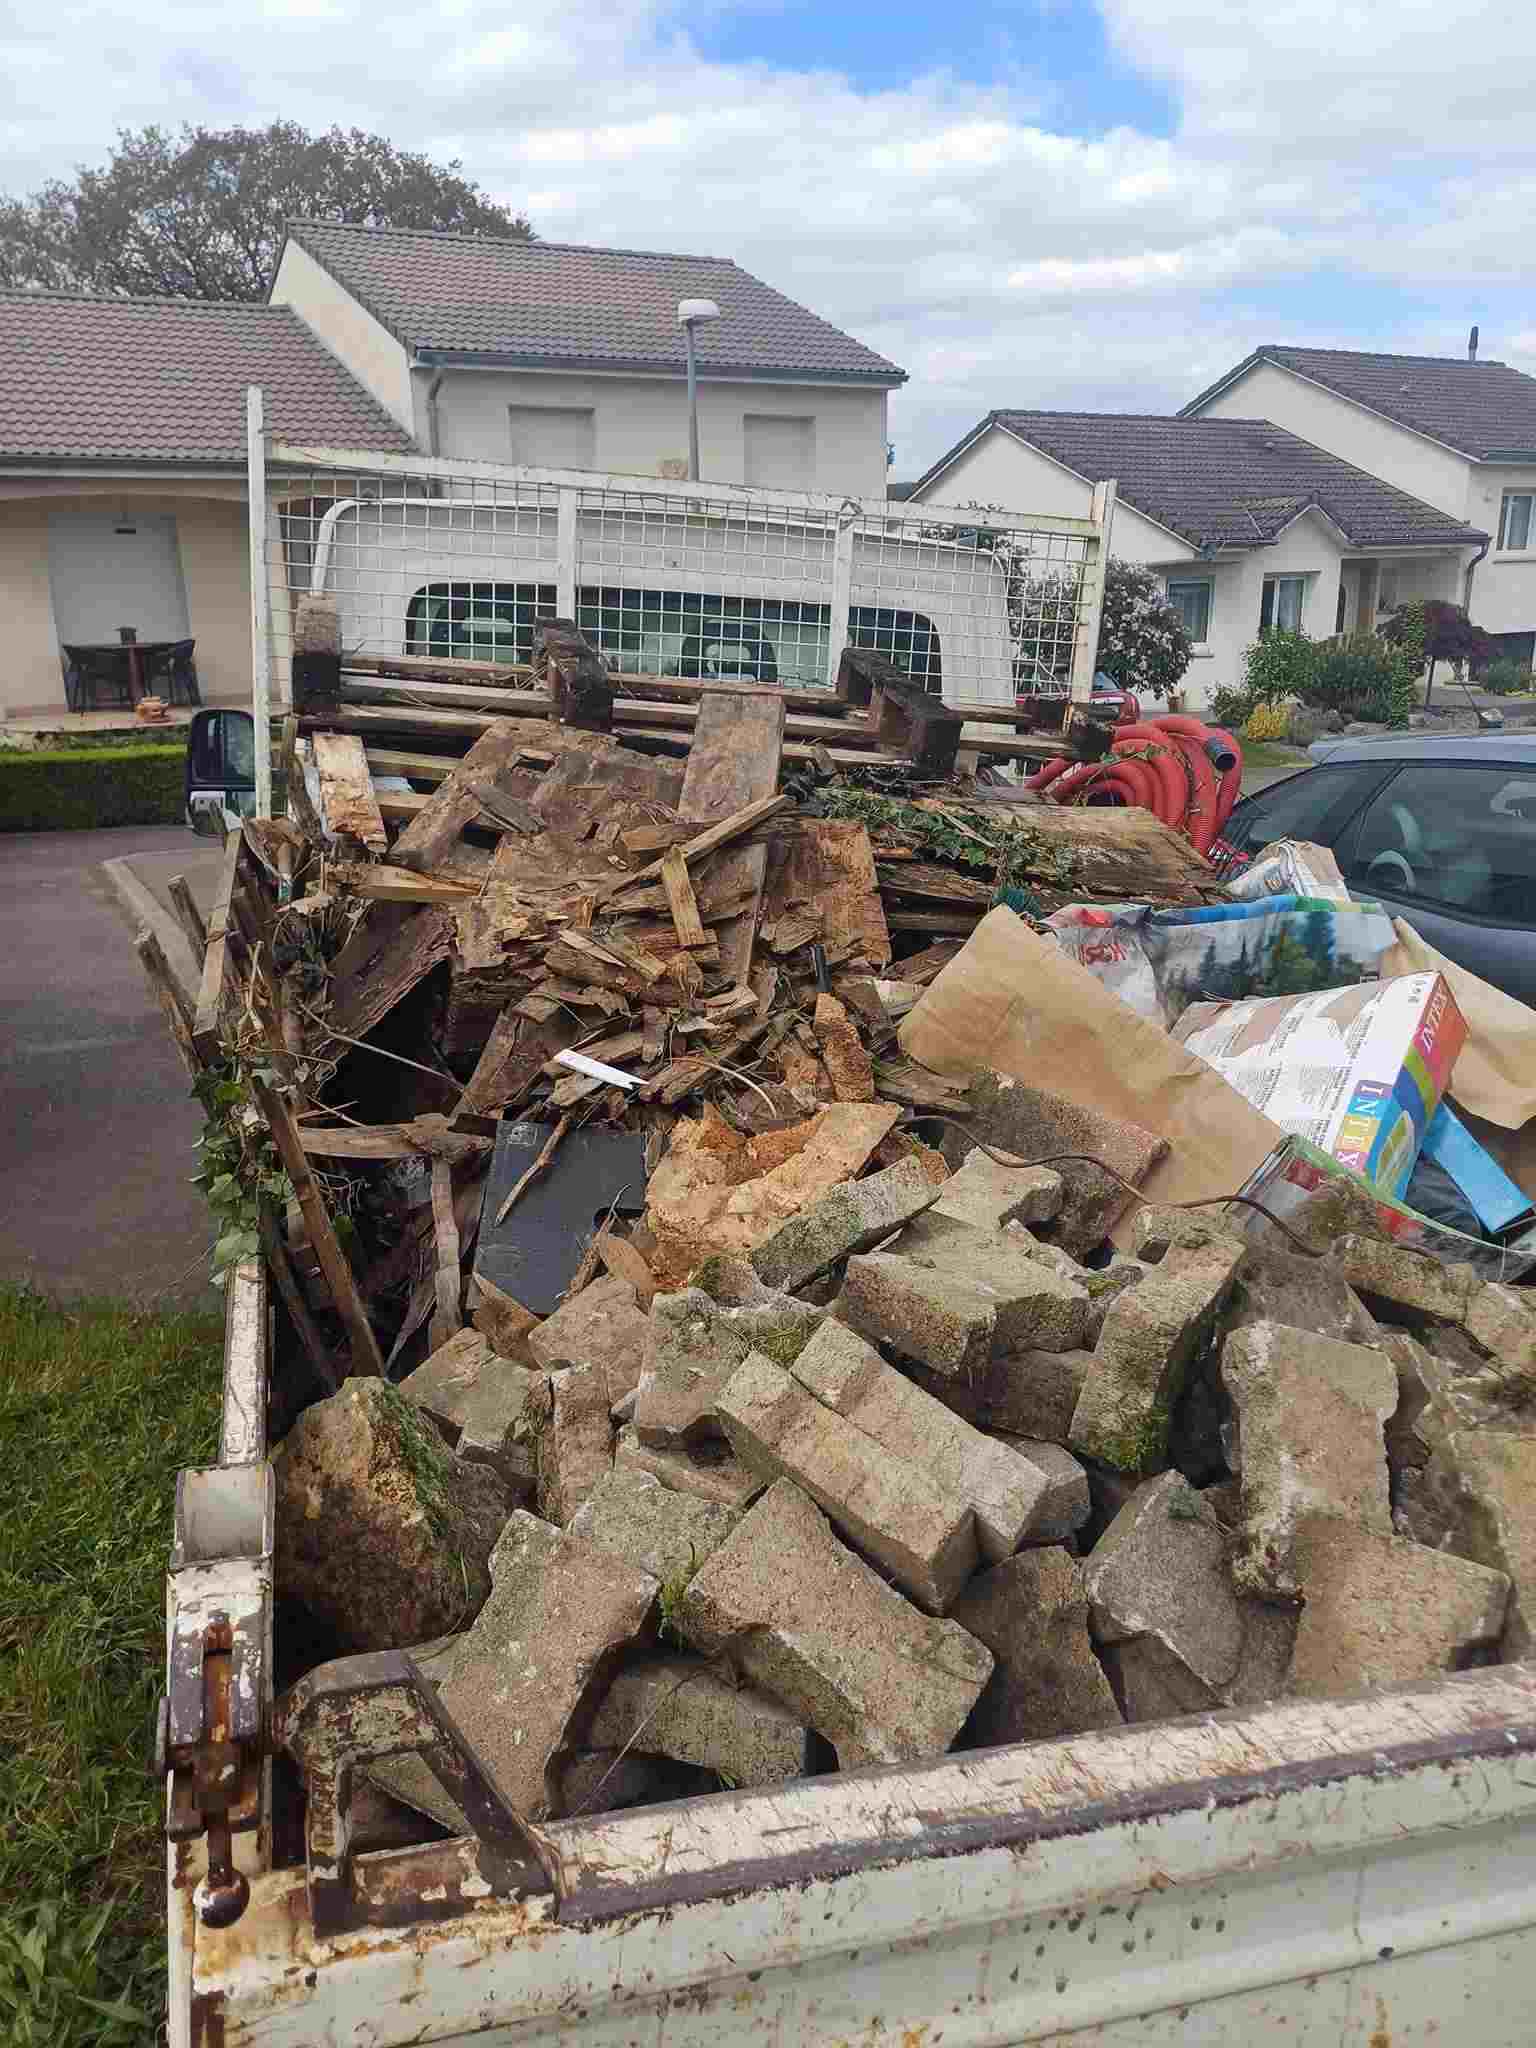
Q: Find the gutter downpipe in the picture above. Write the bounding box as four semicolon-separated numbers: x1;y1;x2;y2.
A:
425;371;446;459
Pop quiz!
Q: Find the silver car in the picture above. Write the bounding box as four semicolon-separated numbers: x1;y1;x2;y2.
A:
1222;734;1536;1005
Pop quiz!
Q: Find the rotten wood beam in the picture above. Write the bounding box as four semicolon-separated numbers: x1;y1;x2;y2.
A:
193;828;245;1060
135;928;201;1078
165;873;209;959
659;843;709;951
429;1158;463;1352
311;732;389;853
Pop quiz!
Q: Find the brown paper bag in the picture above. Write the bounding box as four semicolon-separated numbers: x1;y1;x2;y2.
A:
898;907;1284;1223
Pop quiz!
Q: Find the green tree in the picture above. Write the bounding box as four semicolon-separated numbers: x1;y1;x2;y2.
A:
1299;907;1337;984
0;121;531;300
1261;927;1321;995
1015;558;1192;700
1381;599;1491;710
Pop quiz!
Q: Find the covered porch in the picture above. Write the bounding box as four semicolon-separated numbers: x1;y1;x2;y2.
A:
1334;549;1468;637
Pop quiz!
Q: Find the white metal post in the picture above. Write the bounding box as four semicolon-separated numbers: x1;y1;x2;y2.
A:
826;510;855;689
555;488;578;623
1068;477;1118;706
246;386;272;817
685;323;701;482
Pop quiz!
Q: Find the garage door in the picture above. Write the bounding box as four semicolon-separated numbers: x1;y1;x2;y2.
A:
48;508;190;645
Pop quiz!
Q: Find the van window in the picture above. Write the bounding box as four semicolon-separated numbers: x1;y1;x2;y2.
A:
406;583;941;691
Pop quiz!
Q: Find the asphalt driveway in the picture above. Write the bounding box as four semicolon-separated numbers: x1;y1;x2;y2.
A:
0;827;218;1302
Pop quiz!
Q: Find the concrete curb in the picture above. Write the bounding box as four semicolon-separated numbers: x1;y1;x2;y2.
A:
101;855;201;1004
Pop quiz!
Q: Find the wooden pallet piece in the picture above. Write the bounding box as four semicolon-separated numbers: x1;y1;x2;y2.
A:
677;691;786;990
311;732;388;853
193;829;246;1060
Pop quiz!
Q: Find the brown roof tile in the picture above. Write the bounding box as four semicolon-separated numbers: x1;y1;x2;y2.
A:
1182;345;1536;461
286;220;905;384
0;292;413;464
916;411;1487;551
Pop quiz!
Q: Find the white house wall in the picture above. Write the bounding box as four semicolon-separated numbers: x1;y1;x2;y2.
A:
269;242;415;434
1192;362;1474;520
424;367;890;496
1470;460;1536;637
913;427;1190;561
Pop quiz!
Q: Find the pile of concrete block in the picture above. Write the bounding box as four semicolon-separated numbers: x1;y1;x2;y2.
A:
274;1107;1536;1832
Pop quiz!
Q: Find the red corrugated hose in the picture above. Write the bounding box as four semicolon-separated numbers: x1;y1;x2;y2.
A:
1023;712;1244;859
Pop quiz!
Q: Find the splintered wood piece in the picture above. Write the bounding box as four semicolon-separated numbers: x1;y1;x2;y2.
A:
389;720;561;873
659;844;709;950
764;817;891;969
885;939;966;985
258;1198;340;1396
193;829;244;1059
640;1006;668;1064
678;691;786;989
620;822;689;855
251;1078;384;1378
493;1114;572;1228
325;908;455;1043
606;792;792;897
884;909;984;935
328;863;485;906
876;861;994;906
311;732;388;853
595;1231;657;1307
165;873;209;959
429;1158;463;1352
296;1120;492;1163
135;928;200;1078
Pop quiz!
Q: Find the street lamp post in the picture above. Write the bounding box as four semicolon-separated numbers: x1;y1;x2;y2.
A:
677;298;722;481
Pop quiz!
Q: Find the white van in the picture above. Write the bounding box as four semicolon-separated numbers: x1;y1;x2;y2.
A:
300;493;1026;706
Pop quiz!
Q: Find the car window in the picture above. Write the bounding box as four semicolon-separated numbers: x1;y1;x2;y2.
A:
1341;765;1536;927
1223;764;1386;859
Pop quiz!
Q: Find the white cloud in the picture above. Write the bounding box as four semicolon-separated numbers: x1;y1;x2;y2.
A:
1;0;1533;469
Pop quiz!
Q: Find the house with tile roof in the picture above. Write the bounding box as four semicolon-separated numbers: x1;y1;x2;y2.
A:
269;221;904;497
0;292;411;720
908;410;1488;710
1181;344;1536;665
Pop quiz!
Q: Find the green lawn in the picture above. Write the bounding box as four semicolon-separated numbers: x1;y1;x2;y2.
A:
0;1287;222;2045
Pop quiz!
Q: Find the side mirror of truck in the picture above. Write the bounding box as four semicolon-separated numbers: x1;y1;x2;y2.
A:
186;709;257;833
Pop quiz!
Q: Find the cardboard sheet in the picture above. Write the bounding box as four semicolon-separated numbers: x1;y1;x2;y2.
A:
897;906;1285;1224
1381;918;1536;1130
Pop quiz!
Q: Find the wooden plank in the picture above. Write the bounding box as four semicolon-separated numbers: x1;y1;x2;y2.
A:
764;817;890;969
429;1158;463;1351
387;718;598;872
193;828;245;1059
658;844;709;951
325;908;455;1043
165;873;209;958
326;862;489;907
257;1198;340;1397
885;939;965;986
608;793;792;897
311;732;388;853
678;692;786;989
280;715;326;843
250;1077;385;1378
876;860;995;907
296;1121;492;1163
885;908;986;935
134;928;201;1078
343;662;847;716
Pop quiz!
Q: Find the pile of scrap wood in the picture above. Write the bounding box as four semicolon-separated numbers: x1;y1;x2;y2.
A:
136;660;1536;1843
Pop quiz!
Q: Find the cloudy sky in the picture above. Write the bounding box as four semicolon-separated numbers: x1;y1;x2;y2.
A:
3;0;1533;473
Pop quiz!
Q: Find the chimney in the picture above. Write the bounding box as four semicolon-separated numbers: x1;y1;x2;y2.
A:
1469;324;1480;362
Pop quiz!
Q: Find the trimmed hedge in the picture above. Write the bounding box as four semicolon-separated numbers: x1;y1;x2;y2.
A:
0;744;186;832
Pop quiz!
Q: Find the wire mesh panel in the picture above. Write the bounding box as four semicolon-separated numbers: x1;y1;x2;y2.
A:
260;442;1110;710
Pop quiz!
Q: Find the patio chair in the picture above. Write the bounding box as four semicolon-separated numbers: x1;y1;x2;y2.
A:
144;638;202;707
60;643;132;711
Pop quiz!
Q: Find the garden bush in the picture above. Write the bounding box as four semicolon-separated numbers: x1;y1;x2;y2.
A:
1478;657;1534;696
0;745;185;831
1304;636;1406;724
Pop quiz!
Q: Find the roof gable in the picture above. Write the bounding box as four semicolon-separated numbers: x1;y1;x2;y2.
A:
1181;345;1536;461
284;221;905;385
913;411;1487;552
0;292;413;465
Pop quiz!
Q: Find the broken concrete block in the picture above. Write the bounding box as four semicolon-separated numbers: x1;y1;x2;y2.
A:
841;1252;994;1375
676;1478;993;1766
715;1350;978;1610
529;1366;613;1525
1219;1320;1397;1599
930;1151;1064;1232
1222;1244;1379;1349
1081;1260;1147;1346
1069;1244;1242;1474
275;1379;511;1651
402;1512;656;1821
749;1158;939;1293
1328;1234;1478;1327
985;1436;1090;1544
789;1318;1054;1561
614;1424;764;1508
905;1348;1096;1443
813;991;876;1102
956;1069;1169;1255
1129;1207;1247;1265
1407;1430;1536;1658
952;1549;1121;1744
1463;1282;1536;1374
526;1273;649;1400
588;1654;815;1785
1285;1514;1509;1698
1095;1597;1293;1720
1083;1472;1244;1697
569;1464;741;1586
397;1327;540;1496
892;1214;1091;1352
634;1284;825;1449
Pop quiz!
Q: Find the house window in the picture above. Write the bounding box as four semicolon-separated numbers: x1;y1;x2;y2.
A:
507;405;596;469
1166;578;1212;644
1498;492;1534;552
744;414;815;489
1260;574;1307;633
